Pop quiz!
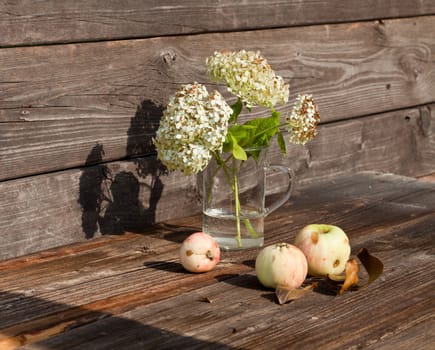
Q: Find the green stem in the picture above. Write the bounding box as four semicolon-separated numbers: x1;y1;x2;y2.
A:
231;157;242;247
210;152;259;248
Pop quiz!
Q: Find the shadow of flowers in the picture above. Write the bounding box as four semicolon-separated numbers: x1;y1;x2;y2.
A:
78;100;168;238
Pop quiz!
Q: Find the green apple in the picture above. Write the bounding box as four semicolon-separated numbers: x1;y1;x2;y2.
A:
294;224;351;277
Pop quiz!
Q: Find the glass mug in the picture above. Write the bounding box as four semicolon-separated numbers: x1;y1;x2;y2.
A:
202;146;294;250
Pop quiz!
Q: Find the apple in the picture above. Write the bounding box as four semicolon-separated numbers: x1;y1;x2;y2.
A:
179;232;221;273
255;243;308;289
294;224;351;277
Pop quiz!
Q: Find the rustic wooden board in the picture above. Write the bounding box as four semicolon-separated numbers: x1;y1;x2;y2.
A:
419;173;435;182
1;105;434;260
1;0;434;47
419;105;435;172
0;172;433;349
0;159;198;261
285;104;435;184
1;17;435;181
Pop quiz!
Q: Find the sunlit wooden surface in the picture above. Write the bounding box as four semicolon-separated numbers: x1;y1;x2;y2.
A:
0;172;434;349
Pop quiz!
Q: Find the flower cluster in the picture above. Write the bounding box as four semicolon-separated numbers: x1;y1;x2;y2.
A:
153;83;232;175
286;94;320;145
206;50;289;109
154;50;320;175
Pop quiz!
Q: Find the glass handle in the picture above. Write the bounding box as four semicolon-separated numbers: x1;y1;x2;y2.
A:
264;164;294;215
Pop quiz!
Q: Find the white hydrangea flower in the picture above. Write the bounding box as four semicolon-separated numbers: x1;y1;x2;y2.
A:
206;50;289;109
153;83;232;175
286;94;320;145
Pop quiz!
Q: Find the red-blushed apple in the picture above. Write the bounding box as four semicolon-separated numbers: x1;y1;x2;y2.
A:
294;224;351;277
179;232;221;273
255;243;308;289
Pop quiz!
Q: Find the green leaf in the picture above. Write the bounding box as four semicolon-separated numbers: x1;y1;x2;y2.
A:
224;109;284;162
232;142;247;161
230;99;243;123
222;133;232;153
230;134;247;160
243;111;280;148
226;124;255;149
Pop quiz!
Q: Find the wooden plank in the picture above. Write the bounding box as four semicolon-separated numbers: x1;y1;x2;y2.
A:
0;173;433;349
0;160;199;260
1;16;435;181
281;104;435;185
94;256;433;350
419;173;435;182
1;104;434;260
419;105;435;173
1;0;435;47
0;103;162;181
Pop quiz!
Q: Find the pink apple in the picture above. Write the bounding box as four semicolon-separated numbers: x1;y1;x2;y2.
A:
255;243;308;289
180;232;221;273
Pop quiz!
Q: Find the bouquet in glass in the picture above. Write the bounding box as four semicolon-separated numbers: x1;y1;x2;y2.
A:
153;50;320;249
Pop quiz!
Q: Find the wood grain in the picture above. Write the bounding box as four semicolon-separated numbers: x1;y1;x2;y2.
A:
0;173;433;349
1;17;434;181
0;158;199;260
1;0;435;47
419;105;435;173
284;104;435;184
1;105;434;260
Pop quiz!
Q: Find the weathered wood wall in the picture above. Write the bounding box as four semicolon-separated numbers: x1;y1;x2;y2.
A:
1;1;435;260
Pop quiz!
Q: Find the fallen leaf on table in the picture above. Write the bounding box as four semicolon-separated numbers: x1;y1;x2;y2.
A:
275;283;316;305
357;247;384;285
327;248;384;295
338;258;359;294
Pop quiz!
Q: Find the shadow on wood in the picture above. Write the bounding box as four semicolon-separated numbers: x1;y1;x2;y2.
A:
78;100;168;238
0;291;240;350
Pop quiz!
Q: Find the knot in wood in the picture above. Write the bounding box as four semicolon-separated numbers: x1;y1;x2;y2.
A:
161;49;177;66
399;46;430;82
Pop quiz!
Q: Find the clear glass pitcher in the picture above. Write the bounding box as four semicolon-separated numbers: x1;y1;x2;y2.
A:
202;146;294;250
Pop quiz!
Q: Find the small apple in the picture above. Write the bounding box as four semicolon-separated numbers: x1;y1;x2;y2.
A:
294;224;351;277
180;232;221;273
255;243;308;289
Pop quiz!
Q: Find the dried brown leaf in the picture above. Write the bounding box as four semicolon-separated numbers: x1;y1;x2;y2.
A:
324;248;384;295
275;284;316;305
338;258;359;295
357;248;384;285
198;296;213;303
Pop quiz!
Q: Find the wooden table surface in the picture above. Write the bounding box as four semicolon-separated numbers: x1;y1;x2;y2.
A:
0;172;434;350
